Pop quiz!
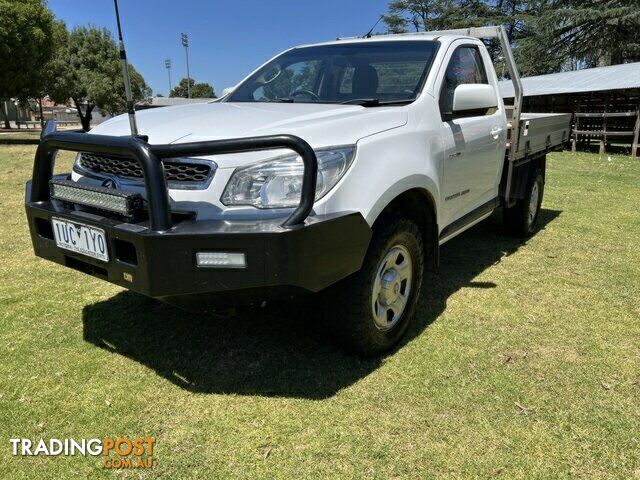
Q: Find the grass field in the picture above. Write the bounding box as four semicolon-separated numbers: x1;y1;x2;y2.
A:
0;145;638;478
0;132;40;143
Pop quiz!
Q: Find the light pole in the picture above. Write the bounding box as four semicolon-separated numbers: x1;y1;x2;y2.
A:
165;58;172;95
181;33;191;98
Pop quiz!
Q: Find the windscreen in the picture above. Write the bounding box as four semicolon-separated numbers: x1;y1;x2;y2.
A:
228;41;439;105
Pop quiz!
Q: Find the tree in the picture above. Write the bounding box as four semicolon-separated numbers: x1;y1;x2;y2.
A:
536;1;640;68
170;78;193;98
170;78;216;98
191;82;216;98
0;0;55;128
28;19;68;127
48;26;151;131
382;0;492;33
381;0;640;77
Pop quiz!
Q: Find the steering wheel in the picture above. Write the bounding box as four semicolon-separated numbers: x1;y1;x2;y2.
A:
290;89;321;101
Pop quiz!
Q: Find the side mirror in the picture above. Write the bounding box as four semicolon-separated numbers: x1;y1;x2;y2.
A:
452;84;497;114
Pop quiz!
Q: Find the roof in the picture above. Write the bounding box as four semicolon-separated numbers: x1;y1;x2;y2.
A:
499;62;640;98
302;33;440;49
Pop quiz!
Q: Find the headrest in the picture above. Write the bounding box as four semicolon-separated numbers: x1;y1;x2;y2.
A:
352;65;379;97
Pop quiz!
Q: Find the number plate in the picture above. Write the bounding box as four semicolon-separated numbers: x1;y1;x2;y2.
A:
52;218;109;262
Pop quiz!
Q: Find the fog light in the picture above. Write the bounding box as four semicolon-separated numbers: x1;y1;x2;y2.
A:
196;252;246;269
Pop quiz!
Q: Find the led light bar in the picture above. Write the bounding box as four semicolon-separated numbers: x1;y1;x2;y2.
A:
49;179;142;216
196;252;247;269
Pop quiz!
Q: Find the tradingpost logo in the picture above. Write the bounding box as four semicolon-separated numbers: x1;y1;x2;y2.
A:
9;437;156;469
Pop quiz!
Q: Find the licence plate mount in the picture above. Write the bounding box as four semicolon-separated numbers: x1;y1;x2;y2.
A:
52;218;109;262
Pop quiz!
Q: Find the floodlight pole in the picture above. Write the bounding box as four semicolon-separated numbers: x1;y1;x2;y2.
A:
181;33;191;98
165;58;172;94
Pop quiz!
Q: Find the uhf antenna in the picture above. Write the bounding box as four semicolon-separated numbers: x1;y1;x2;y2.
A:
363;15;383;38
113;0;139;136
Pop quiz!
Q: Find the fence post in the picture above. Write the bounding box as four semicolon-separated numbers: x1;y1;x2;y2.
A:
600;99;608;156
572;113;578;153
632;109;639;160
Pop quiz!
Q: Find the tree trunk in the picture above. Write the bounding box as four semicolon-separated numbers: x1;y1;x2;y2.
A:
73;98;94;131
73;98;85;130
0;101;10;129
84;104;95;131
38;98;44;129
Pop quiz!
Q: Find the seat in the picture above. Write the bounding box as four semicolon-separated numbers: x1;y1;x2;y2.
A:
352;65;379;97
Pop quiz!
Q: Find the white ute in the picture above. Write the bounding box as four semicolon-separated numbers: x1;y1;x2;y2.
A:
26;26;570;355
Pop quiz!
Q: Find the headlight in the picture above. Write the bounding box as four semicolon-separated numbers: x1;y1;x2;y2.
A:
221;146;356;208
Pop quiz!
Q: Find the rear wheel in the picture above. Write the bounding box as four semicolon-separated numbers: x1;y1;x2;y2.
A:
329;217;424;356
503;168;544;237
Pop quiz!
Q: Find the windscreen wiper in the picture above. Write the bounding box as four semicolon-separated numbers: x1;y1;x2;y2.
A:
341;98;380;106
268;97;295;103
340;98;415;107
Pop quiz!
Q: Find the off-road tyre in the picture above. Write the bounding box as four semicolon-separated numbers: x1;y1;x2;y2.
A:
503;168;544;237
328;216;424;356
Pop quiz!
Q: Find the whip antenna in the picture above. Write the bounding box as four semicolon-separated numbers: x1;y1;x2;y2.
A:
113;0;139;136
363;15;383;38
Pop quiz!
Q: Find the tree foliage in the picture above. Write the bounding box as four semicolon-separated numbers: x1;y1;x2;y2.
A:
48;26;151;130
382;0;492;33
382;0;640;76
191;82;216;98
0;0;55;127
535;1;640;68
169;78;216;98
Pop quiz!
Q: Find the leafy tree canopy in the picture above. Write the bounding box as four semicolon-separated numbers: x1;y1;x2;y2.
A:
382;0;492;33
170;78;216;98
532;0;640;69
0;0;55;127
382;0;640;76
48;26;151;130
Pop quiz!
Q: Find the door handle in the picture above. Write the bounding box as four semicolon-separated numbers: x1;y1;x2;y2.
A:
490;126;504;140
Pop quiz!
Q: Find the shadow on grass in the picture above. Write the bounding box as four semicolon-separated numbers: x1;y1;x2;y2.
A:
83;209;561;399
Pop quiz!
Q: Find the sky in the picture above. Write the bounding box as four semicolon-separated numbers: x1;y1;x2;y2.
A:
48;0;391;97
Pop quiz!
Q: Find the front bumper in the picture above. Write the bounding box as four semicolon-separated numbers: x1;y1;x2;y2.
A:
26;196;371;308
26;125;372;310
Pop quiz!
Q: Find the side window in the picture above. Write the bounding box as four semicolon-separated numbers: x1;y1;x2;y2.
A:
439;46;488;117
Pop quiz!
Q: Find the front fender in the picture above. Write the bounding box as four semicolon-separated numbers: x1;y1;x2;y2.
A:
365;174;440;226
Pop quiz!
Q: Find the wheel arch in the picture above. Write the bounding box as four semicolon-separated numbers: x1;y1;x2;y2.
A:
367;181;440;270
506;153;547;202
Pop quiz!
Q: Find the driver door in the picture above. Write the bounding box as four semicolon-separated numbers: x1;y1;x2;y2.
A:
437;44;506;227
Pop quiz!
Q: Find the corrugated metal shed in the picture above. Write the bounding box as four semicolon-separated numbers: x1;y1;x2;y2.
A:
499;62;640;98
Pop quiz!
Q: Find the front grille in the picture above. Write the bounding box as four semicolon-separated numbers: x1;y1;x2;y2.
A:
78;153;212;184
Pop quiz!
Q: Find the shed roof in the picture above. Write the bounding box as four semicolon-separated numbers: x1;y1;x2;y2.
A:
499;62;640;98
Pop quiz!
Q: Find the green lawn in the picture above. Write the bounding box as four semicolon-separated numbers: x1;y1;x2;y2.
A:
0;145;638;478
0;132;41;143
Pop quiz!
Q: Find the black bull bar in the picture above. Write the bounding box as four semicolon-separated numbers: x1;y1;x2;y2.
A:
30;120;319;231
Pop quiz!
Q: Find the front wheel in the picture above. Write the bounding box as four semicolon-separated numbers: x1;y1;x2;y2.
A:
329;217;424;356
503;168;544;237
